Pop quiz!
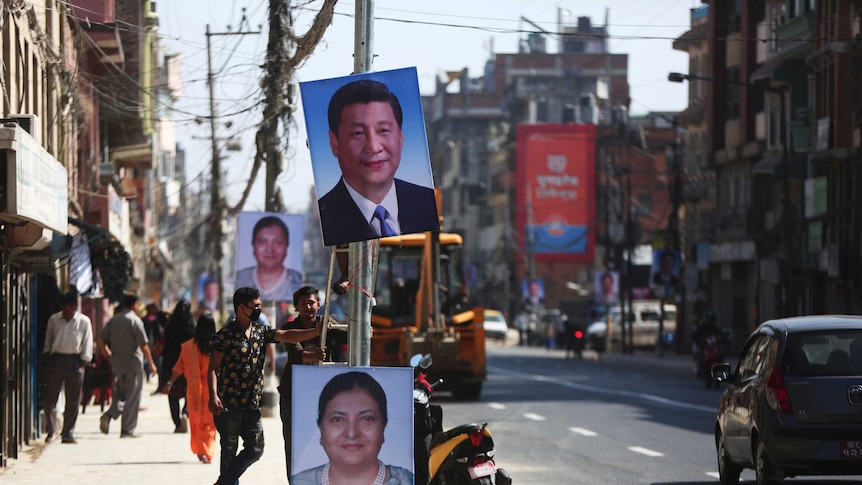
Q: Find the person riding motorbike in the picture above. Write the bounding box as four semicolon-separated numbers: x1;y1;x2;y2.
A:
691;310;723;387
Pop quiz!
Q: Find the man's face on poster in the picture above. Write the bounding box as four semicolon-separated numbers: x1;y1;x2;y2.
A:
660;254;674;275
329;101;403;200
204;281;219;302
601;275;614;295
253;224;288;271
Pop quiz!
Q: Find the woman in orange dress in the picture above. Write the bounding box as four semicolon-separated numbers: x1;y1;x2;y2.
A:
161;311;216;463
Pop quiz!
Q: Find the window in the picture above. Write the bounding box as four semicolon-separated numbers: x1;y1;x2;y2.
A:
726;67;741;119
728;0;742;33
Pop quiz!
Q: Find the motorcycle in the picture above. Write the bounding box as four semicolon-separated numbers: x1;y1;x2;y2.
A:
691;311;726;388
412;354;512;485
694;332;724;388
565;322;586;359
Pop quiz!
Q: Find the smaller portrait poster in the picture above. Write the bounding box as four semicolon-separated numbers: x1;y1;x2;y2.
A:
650;249;681;301
300;67;439;247
291;366;414;484
234;211;305;303
594;270;619;305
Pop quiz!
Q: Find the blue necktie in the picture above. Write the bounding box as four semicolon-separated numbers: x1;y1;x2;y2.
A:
373;206;397;237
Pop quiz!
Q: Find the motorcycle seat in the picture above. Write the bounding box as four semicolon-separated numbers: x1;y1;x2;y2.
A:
431;422;484;449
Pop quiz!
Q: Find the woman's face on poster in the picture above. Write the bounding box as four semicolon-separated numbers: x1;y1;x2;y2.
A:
319;387;386;468
252;224;288;271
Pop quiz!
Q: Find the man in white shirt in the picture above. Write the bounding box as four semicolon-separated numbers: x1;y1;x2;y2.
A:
42;290;93;444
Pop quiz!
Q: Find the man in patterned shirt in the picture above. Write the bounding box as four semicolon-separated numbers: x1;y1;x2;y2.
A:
208;286;325;485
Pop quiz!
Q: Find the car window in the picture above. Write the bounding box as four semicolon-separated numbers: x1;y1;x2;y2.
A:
641;311;659;321
737;334;770;378
784;330;862;377
752;335;777;375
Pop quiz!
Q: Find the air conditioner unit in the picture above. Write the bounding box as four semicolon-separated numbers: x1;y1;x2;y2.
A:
5;114;40;145
10;222;52;251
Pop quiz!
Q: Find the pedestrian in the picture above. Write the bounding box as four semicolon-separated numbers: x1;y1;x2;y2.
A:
142;302;167;385
97;293;158;438
42;290;94;444
161;310;217;464
207;286;326;485
277;285;347;480
160;299;196;433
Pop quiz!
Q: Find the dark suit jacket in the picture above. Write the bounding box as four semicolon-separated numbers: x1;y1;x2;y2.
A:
318;178;439;246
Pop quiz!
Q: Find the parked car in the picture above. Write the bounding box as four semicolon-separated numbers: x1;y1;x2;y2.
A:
711;315;862;484
586;300;677;351
483;309;509;342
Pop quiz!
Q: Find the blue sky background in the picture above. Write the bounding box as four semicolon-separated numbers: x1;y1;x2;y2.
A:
299;67;436;198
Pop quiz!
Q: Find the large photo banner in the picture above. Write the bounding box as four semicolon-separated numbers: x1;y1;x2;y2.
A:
291;366;414;484
517;124;596;261
234;211;305;303
300;67;439;247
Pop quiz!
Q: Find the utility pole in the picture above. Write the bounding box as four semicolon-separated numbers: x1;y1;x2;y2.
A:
206;14;260;319
263;0;291;213
348;0;376;367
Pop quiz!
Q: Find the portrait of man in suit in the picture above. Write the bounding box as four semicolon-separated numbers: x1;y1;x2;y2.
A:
301;68;439;247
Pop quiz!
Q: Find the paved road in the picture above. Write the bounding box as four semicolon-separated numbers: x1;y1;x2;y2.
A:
0;335;721;484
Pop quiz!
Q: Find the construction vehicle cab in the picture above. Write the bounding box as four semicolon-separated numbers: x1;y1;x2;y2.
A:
369;232;486;399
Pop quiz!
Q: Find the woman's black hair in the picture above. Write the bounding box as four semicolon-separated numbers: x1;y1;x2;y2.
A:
194;312;216;354
317;371;388;426
252;216;289;244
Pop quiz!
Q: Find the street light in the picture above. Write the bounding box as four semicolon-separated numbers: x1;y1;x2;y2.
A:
668;71;793;321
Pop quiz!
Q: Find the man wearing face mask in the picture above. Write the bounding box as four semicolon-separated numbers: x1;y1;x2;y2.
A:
207;287;326;485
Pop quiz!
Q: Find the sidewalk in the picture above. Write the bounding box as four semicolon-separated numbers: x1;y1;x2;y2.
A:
0;378;290;485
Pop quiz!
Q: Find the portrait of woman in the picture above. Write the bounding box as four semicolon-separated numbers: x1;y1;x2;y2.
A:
234;212;305;302
291;368;413;485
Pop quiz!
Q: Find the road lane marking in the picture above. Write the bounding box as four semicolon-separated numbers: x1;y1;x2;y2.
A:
523;413;546;421
489;366;715;413
569;427;597;436
706;472;719;479
488;402;506;410
629;446;664;457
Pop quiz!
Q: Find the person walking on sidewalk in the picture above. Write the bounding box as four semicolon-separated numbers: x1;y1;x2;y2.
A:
207;287;325;485
42;290;94;444
162;311;217;463
97;293;158;438
160;299;195;433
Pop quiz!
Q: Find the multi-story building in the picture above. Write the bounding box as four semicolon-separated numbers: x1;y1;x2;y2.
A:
0;0;178;465
425;14;680;322
674;0;862;349
806;0;862;314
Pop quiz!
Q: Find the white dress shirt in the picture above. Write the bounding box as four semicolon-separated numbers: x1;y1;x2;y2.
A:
44;311;93;362
343;181;402;236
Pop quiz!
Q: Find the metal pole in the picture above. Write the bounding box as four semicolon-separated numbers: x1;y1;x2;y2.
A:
206;25;225;319
205;16;260;321
347;0;375;367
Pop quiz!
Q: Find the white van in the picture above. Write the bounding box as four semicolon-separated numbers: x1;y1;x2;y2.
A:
587;300;677;351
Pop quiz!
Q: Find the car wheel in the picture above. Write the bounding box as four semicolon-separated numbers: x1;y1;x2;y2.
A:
716;430;741;484
755;436;781;485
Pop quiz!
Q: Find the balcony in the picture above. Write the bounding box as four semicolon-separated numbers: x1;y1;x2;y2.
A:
775;12;814;59
68;0;123;66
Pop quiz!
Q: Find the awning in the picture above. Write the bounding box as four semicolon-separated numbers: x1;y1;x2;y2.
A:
750;58;805;83
752;151;784;175
676;103;706;125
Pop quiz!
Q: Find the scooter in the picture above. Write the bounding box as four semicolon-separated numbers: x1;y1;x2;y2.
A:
412;354;512;485
694;332;723;388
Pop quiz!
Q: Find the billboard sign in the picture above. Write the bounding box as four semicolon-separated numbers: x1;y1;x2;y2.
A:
517;124;596;261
